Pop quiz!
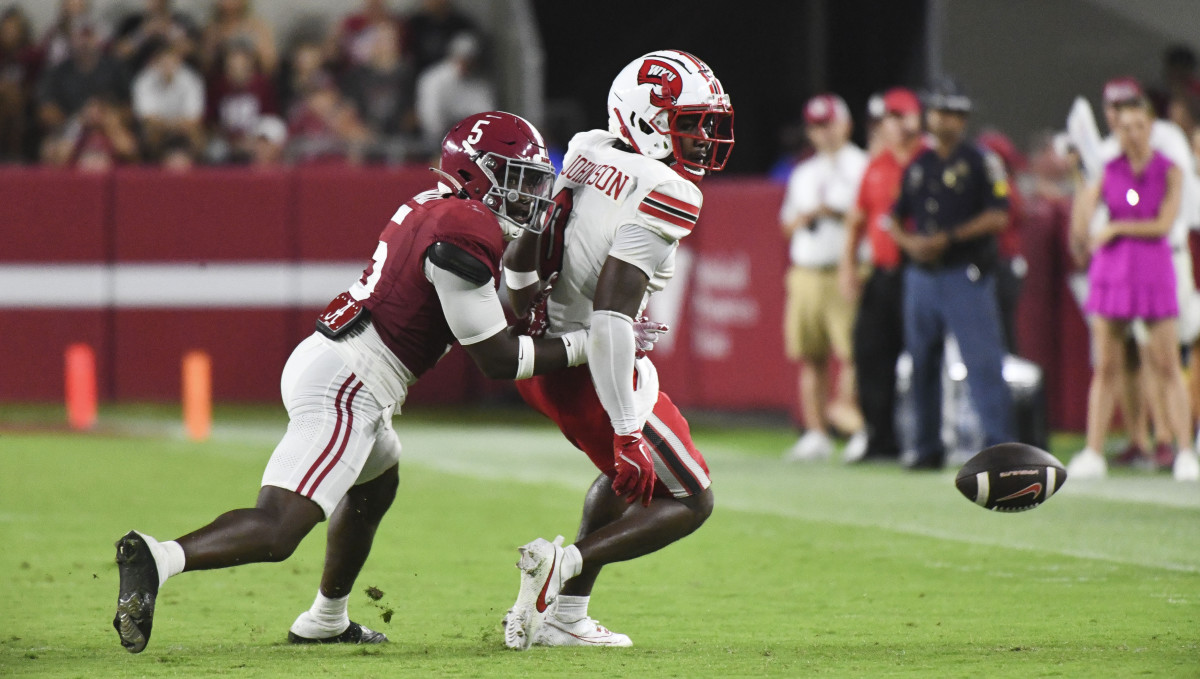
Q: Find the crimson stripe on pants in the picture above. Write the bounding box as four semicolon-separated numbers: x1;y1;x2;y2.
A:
297;373;356;496
305;380;363;498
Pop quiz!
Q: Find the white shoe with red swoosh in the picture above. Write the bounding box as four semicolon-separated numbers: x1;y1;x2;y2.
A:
534;615;632;647
504;535;566;650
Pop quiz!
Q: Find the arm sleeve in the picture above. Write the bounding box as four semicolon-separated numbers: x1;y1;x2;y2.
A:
424;258;507;346
778;163;816;225
607;223;676;280
588;309;640;436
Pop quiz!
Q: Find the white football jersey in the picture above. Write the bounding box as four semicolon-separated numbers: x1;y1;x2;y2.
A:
545;130;704;334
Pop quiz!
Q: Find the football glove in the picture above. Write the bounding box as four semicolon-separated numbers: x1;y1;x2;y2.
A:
612;433;657;506
514;273;557;338
632;316;669;359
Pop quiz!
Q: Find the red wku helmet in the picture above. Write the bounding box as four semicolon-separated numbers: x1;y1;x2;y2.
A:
437;111;556;240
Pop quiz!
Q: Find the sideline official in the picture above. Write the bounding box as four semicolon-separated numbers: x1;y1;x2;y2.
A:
890;79;1013;469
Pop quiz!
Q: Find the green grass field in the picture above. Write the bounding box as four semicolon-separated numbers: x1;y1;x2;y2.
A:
1;404;1197;678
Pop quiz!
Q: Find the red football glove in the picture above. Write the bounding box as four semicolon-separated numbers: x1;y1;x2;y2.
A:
612;433;657;506
633;316;669;359
514;273;557;338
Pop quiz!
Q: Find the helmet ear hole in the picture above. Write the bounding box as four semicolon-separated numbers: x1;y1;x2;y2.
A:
637;119;655;136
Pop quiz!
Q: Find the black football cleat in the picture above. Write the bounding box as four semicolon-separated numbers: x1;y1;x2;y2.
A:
288;621;389;645
113;531;160;653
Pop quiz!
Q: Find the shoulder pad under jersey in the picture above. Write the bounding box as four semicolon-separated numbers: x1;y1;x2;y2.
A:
425;241;493;286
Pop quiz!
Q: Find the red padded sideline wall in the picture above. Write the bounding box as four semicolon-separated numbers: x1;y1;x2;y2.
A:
648;179;792;412
110;168;293;401
0;170;111;401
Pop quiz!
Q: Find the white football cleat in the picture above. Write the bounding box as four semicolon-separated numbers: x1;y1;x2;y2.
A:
534;615;632;647
1173;449;1199;482
1066;448;1107;480
841;430;868;464
504;536;566;651
784;430;832;462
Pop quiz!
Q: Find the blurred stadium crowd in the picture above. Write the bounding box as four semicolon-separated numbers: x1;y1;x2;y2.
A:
0;0;494;170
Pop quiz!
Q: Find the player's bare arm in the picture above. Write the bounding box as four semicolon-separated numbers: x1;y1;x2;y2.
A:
501;230;543;316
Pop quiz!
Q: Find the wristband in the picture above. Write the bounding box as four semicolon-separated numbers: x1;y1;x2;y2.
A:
515;335;535;380
503;267;540;290
561;329;588;367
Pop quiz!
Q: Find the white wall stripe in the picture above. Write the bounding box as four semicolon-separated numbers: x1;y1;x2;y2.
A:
0;263;365;308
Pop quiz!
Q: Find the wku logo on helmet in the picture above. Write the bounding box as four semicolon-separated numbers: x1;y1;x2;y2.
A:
637;59;683;108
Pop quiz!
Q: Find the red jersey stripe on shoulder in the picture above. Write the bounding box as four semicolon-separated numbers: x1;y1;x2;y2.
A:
638;202;695;231
646;190;700;216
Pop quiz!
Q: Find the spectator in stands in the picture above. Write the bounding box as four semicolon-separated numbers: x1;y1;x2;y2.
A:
205;39;276;164
327;0;404;73
978;129;1028;354
891;78;1012;470
201;0;276;77
43;93;138;171
405;0;476;75
36;22;127;156
132;40;204;160
779;93;869;462
250;113;286;167
414;32;492;154
286;77;371;165
0;7;42;162
1067;96;1198;482
277;40;330;115
112;0;199;74
340;21;415;159
39;0;106;70
839;87;924;463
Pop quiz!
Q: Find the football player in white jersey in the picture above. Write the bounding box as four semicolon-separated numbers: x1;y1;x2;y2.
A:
111;112;610;653
499;50;735;649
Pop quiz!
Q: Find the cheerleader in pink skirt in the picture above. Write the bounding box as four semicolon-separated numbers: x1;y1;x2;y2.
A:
1068;97;1198;481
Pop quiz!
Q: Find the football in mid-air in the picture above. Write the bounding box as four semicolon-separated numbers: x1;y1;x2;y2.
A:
954;443;1067;512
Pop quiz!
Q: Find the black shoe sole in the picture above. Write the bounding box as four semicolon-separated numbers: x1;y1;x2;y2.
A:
113;531;159;654
288;621;388;644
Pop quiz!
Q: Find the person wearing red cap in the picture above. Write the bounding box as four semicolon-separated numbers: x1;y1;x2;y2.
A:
838;87;924;462
780;93;869;461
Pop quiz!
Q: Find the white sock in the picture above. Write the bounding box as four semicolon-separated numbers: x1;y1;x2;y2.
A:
134;531;186;587
561;545;583;581
554;595;589;623
308;591;350;632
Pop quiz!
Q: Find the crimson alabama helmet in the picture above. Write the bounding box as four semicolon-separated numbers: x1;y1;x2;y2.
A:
437;111;556;240
607;50;735;175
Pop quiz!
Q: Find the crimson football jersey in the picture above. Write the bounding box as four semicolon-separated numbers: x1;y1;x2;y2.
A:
325;187;505;381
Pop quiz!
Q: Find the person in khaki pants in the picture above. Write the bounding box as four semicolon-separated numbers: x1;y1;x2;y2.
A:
780;93;868;461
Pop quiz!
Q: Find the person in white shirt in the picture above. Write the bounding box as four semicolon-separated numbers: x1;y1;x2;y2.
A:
131;39;204;160
414;32;493;155
779;93;869;462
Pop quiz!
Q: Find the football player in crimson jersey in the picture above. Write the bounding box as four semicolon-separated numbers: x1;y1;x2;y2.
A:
499;50;735;649
112;111;617;653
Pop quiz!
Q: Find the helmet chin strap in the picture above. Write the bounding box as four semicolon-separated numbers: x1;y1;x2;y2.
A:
429;167;467;196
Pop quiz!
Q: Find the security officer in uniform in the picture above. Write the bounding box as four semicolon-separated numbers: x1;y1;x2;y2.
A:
889;78;1013;469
